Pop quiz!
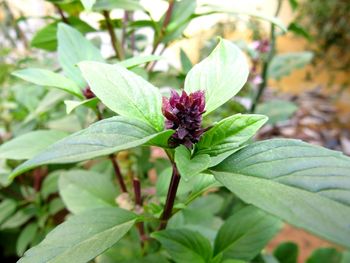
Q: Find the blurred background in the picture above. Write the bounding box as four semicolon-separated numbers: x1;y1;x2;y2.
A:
1;0;349;262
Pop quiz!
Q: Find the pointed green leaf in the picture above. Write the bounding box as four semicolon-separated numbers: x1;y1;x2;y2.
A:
0;130;68;160
64;97;99;114
119;55;163;69
9;117;171;180
152;229;213;263
16;223;38;256
92;0;144;11
214;206;282;261
180;49;193;73
212;139;350;248
58;23;104;87
12;68;83;98
196;114;267;156
184;39;249;115
0;199;17;225
18;207;136;263
81;0;96;10
78;61;164;130
59;170;118;214
175;145;211;181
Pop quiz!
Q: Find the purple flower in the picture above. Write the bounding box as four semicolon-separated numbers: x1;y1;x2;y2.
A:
83;86;95;99
162;90;206;148
251;39;270;54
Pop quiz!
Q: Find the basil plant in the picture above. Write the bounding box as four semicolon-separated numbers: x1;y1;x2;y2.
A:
6;36;350;263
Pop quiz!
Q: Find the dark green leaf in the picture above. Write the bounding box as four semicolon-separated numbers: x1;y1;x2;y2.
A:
18;207;136;263
288;22;312;41
152;229;213;263
214;206;282;261
212;139;350;248
273;242;298;263
307;248;342;263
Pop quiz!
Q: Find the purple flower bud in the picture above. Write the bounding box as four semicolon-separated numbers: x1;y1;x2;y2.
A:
162;90;206;148
83;86;95;99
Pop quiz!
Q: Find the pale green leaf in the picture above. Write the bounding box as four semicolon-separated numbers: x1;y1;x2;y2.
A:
196;114;267;156
256;100;297;125
64;97;98;114
18;207;136;263
0;130;68;160
268;52;314;80
0;199;17;225
214;206;282;261
9;117;171;180
81;0;96;10
93;0;144;11
119;55;163;69
16;223;38;256
12;68;83;98
175;145;211;181
152;229;213;263
78;61;164;130
212;139;350;248
58;23;104;87
59;170;118;214
184;39;249;115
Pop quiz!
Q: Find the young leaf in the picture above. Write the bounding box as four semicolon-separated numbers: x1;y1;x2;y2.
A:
12;68;83;98
184;39;249;115
16;223;38;256
57;23;104;87
9;117;172;180
119;55;163;69
152;229;213;263
180;49;193;74
196;114;267;156
18;207;136;263
212;139;350;248
214;206;282;261
64;97;99;114
0;130;68;160
78;61;164;130
273;242;298;263
175;145;211;181
59;170;118;214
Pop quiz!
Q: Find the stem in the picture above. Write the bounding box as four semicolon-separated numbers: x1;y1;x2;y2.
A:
55;5;69;24
250;0;282;113
103;10;125;60
109;154;128;193
133;178;146;249
159;163;181;230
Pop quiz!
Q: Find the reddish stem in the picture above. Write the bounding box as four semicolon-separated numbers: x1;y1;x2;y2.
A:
109;155;128;193
133;178;146;248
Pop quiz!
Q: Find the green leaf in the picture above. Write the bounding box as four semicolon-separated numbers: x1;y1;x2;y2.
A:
9;117;171;180
288;22;312;41
18;207;136;263
31;18;95;51
288;0;298;11
64;97;99;114
78;61;164;130
212;139;350;248
152;229;213;263
273;242;298;263
16;223;38;256
0;130;68;160
175;145;211;181
81;0;96;10
256;100;297;125
184;39;249;115
1;205;36;229
214;206;282;261
0;199;17;225
93;0;144;11
268;52;314;80
307;248;342;263
57;23;104;87
59;169;118;214
119;55;163;69
180;49;193;74
196;114;267;156
12;68;83;98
